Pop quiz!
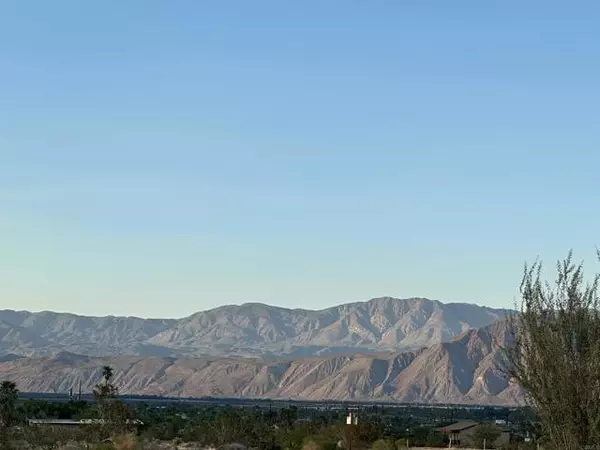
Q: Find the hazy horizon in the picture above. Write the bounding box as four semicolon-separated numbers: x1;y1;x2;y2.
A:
2;1;600;317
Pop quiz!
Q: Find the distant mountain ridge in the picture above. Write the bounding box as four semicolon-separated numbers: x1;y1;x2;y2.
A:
0;297;511;359
0;319;522;405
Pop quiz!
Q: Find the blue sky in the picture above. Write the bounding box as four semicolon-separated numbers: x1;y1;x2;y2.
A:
1;1;600;318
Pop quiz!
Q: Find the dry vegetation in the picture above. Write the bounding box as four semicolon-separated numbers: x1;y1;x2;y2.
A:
506;251;600;450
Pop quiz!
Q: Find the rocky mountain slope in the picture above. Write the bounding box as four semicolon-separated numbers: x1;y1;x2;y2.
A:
0;298;510;358
0;319;522;405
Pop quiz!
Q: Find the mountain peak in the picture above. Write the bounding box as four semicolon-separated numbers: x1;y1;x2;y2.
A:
0;298;512;360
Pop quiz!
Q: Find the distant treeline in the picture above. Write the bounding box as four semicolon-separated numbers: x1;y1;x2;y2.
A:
18;391;522;410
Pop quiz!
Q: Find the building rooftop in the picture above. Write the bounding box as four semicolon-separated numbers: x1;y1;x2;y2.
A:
27;419;143;425
436;421;479;433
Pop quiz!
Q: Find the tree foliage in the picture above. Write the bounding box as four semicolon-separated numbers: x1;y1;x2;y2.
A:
22;424;92;450
92;366;133;437
101;366;114;384
94;366;119;402
0;381;19;428
506;251;600;450
471;423;501;448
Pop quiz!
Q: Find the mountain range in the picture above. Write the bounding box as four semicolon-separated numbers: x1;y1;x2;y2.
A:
0;319;521;405
0;297;510;358
0;297;521;404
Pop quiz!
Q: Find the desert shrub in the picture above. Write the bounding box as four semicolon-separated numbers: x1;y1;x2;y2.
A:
278;426;313;450
22;425;91;450
395;438;407;450
303;437;337;450
371;439;394;450
112;434;140;450
506;252;600;450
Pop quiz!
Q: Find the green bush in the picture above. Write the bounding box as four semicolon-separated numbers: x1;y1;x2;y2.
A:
371;438;395;450
471;424;501;448
279;426;313;450
395;438;408;450
303;436;338;450
425;430;446;447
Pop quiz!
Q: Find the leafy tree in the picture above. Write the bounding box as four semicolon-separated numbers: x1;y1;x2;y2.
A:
92;366;132;437
405;426;432;447
278;425;313;450
424;430;446;447
280;406;299;429
0;381;18;427
471;423;501;448
354;421;383;443
102;366;114;384
94;366;119;401
506;252;600;450
206;408;255;446
302;425;344;450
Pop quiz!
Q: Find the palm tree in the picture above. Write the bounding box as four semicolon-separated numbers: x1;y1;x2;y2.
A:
94;366;118;402
0;381;19;427
102;366;113;385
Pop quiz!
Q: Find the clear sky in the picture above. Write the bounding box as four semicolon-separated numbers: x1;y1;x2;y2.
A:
1;1;600;318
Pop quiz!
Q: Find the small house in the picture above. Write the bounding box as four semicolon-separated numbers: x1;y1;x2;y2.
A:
436;421;510;448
